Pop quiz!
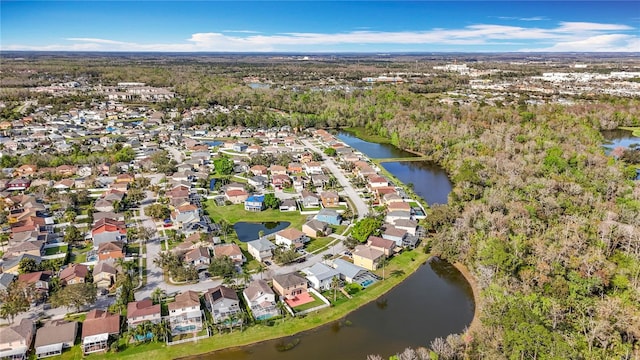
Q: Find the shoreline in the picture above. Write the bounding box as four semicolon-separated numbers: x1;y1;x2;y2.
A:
453;262;481;335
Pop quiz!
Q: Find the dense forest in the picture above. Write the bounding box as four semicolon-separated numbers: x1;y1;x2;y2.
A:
1;56;639;359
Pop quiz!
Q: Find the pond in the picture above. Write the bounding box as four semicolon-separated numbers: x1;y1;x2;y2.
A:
233;221;291;242
602;128;640;153
194;258;474;360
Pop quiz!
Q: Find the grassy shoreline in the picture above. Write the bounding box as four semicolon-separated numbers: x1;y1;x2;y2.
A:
83;251;431;360
620;126;640;137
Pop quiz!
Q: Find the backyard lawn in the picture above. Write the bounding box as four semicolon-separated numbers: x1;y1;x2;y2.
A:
292;293;325;312
204;201;308;229
43;244;68;256
305;237;333;253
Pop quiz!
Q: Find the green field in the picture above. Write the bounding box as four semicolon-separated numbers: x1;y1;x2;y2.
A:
203;201;308;229
620;126;640;137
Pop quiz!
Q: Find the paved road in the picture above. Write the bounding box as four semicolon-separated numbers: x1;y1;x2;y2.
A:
163;144;184;163
301;139;369;219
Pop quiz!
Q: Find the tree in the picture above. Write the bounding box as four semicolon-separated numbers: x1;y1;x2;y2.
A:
144;203;170;220
263;193;281;209
209;256;235;279
214;156;234;175
18;258;41;274
350;217;382;243
323;147;337;157
137;225;155;244
127;188;145;205
331;276;341;303
151;288;166;305
50;282;97;312
0;281;30;323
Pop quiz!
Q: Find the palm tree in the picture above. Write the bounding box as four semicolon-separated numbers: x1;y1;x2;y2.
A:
331;276;341;303
379;257;389;281
256;263;267;280
151;288;166;305
276;301;288;323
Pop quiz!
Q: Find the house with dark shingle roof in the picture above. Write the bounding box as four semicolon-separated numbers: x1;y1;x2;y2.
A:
204;285;242;325
272;273;308;299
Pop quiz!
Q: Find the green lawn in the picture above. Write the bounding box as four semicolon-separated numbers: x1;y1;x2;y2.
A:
204;201;308;229
43;245;68;256
306;237;333;253
620;126;640;137
292;293;325;312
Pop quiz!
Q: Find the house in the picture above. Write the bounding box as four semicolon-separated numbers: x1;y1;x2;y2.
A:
248;175;268;190
250;165;268;176
244;195;265;212
311;174;330;187
387;201;411;212
269;165;287;176
52;179;74;190
168;290;203;334
271;174;291;189
302;219;331;238
287;163;303;174
55;165;77;177
93;260;118;290
127;299;161;328
184;247;211;269
302;262;339;291
7;178;31;191
304;161;323;175
213;243;245;265
314;208;341;225
243;279;279;320
393;219;418;236
353;245;384;271
225;189;249;204
367;175;389;189
247;238;276;262
115;173;135;184
279;199;297;212
34;320;78;359
232;143;248;152
367;236;396;257
59;264;89;285
92;218;127;249
17;271;52;302
81;309;120;354
272;273;308;299
1;254;42;275
301;191;320;208
385;210;412;225
94;199;114;213
275;228;309;249
5;240;43;258
14;164;38;177
204;285;242;325
0;273;15;292
382;225;407;247
0;319;35;360
332;259;378;288
320;191;339;208
97;241;124;261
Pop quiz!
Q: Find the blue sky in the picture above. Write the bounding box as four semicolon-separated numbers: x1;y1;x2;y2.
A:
1;1;639;52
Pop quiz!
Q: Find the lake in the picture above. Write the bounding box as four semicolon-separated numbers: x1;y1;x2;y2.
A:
382;161;453;206
336;131;417;159
336;130;453;205
194;258;474;360
234;221;291;242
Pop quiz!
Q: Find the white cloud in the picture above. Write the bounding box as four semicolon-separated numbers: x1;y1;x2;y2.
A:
3;21;637;52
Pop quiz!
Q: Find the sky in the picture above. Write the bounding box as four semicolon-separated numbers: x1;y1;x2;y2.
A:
1;1;639;53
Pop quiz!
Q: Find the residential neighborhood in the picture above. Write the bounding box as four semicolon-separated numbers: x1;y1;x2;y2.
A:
0;105;429;358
